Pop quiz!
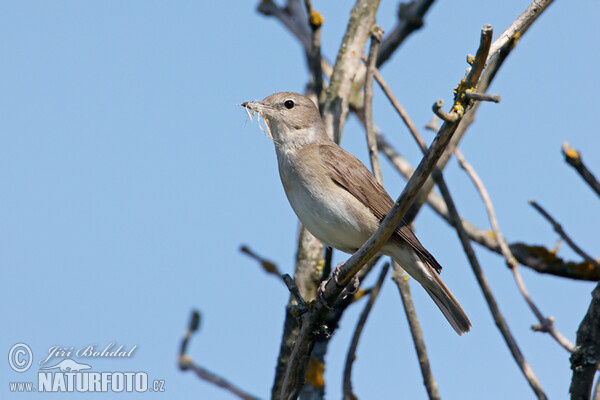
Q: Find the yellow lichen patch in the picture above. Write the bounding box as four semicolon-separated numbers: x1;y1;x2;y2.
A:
404;274;410;283
352;288;368;301
451;103;464;117
513;31;521;44
310;10;324;27
486;230;496;240
566;148;580;160
305;356;325;389
315;258;325;273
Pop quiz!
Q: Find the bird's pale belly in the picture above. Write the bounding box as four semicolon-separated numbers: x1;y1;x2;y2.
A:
284;183;378;254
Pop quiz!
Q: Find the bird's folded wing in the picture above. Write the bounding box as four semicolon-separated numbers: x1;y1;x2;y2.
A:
319;144;442;274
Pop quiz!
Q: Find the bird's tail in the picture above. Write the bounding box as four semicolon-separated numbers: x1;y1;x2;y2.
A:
387;245;471;335
421;271;471;335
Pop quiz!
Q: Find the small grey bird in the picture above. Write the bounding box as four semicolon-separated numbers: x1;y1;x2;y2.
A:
241;92;471;335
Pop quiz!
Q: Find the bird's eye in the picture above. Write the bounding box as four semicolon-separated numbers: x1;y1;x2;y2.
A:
284;100;295;109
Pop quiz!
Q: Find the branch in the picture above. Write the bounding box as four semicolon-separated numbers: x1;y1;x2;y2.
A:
487;0;554;62
376;132;600;281
404;0;554;222
364;26;384;183
178;311;261;400
528;200;600;270
304;0;324;107
271;225;324;400
391;263;440;400
240;245;282;278
301;255;381;399
372;37;547;395
562;142;600;198
455;149;574;353
258;0;311;52
571;283;600;400
321;0;381;143
365;58;440;399
434;173;548;399
377;0;436;67
342;263;390;400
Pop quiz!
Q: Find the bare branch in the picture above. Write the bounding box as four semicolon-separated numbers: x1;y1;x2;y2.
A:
562;142;600;197
240;245;282;277
257;0;311;52
282;274;309;313
178;311;261;400
487;0;554;62
463;90;501;103
304;0;325;107
321;0;381;143
364;26;385;183
375;133;600;280
372;43;547;395
455;149;574;353
405;0;554;222
432;99;459;123
529;200;600;270
570;283;600;400
271;225;324;399
365;65;440;399
391;263;441;400
434;173;547;399
342;263;390;400
377;0;436;67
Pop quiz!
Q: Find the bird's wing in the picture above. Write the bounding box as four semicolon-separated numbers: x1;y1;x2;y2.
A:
319;143;442;274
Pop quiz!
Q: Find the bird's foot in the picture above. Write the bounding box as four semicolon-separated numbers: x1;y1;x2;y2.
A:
317;262;361;309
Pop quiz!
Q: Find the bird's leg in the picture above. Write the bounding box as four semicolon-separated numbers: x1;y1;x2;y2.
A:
317;262;361;309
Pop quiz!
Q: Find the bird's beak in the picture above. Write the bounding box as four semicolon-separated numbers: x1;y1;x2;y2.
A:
239;101;268;114
240;100;274;140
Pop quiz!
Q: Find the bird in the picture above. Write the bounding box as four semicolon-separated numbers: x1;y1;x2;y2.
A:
241;92;471;335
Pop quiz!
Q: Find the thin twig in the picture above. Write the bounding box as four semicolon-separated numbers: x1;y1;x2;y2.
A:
455;149;574;352
432;99;459;122
377;0;436;67
373;68;427;151
282;274;309;313
178;311;260;400
257;0;311;52
376;132;600;281
373;40;547;396
435;173;548;399
487;0;554;62
304;0;324;108
405;0;554;223
240;245;282;277
342;263;390;400
463;90;501;103
371;67;440;399
364;26;384;183
529;200;600;270
562;142;600;197
391;263;441;400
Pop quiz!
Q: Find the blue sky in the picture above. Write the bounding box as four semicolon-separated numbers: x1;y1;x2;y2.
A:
1;1;599;399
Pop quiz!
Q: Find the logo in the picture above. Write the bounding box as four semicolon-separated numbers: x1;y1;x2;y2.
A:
7;342;165;394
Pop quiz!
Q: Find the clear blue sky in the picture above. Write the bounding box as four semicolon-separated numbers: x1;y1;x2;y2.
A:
1;1;599;399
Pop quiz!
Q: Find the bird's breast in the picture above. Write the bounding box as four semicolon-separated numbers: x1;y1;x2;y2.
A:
276;152;378;253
